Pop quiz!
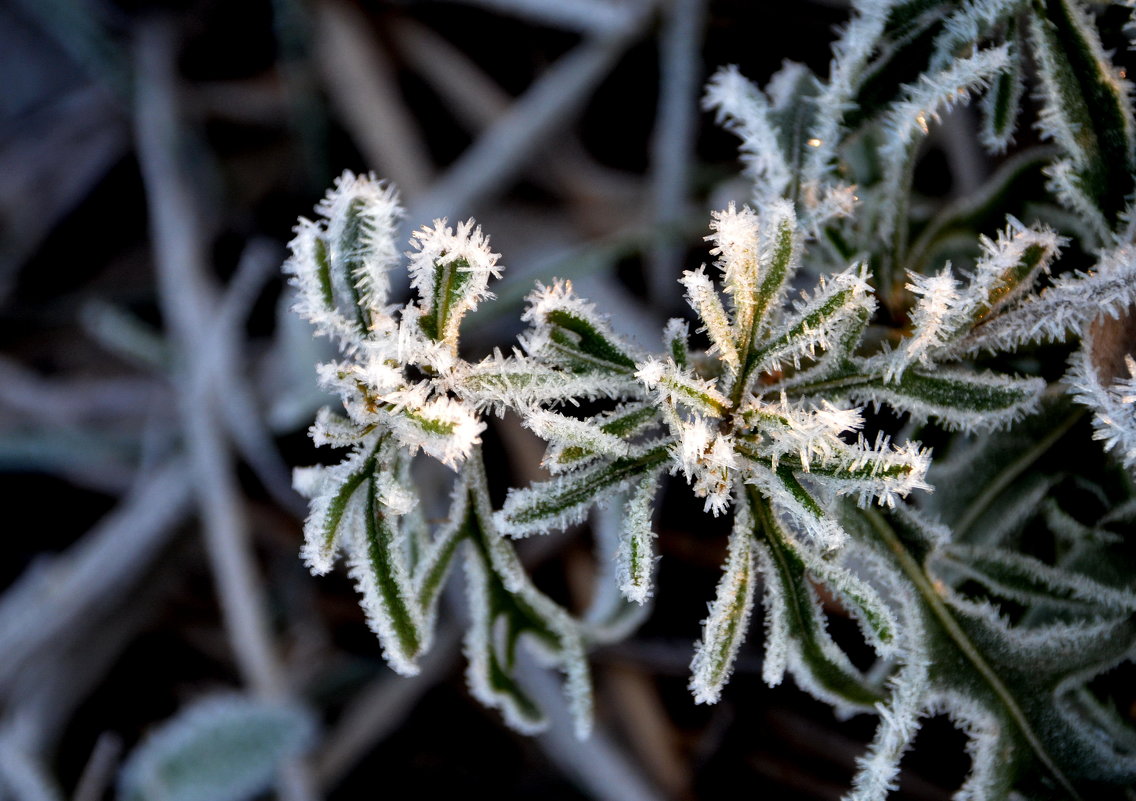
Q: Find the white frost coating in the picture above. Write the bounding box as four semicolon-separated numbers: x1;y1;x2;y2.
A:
754;540;789;687
457;349;643;414
706;202;761;334
793;537;902;659
319;170;403;322
1028;0;1135;242
879;211;1067;381
385;390;486;468
617;474;662;604
847;368;1046;432
680;267;740;371
407;217;502;348
520;279;641;369
495;440;668;537
284;171;403;351
461;549;547;735
458;455;594;739
743;395;865;471
702;66;793;204
951;243;1136;356
341;494;425;677
662;317;690;363
845;643;930;801
801;0;892;193
523;408;632;462
689;497;757;704
635;357;729;416
665;414;736;516
296;438;378;575
741;461;846;552
935;543;1136;613
811;434;932;509
284;217;362;350
876;45;1011;242
748;262;875;378
887;268;962;381
1067;331;1136;472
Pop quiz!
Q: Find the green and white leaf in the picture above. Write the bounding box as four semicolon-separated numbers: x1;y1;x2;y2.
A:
689;493;757;704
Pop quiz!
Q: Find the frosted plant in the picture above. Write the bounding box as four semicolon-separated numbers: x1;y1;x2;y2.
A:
285;0;1136;798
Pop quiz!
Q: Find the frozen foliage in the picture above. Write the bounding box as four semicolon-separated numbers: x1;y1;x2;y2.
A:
118;695;315;801
285;0;1136;797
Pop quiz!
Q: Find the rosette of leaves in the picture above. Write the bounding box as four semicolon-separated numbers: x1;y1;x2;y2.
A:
705;1;1136;469
486;186;1123;713
285;172;593;737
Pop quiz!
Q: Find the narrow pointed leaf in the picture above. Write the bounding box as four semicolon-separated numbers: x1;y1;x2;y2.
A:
846;367;1045;431
497;445;670;537
752;493;884;712
689;496;757;704
617;473;662;605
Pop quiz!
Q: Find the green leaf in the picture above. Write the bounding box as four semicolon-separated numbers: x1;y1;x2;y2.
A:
359;471;424;670
981;20;1025;150
311;459;371;570
418;257;474;343
460;453;593;738
1029;0;1135;230
617;473;662;605
332;198;374;335
865;505;1136;798
753;492;884;711
933;542;1136;614
545;308;637;372
847;367;1045;431
497;445;670;537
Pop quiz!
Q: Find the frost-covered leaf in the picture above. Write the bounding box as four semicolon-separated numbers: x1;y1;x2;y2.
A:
118;696;314;801
1028;0;1135;237
408;218;501;353
284;172;402;349
932;542;1136;614
457;349;643;413
845;366;1046;431
981;18;1025;151
541;402;659;473
1066;309;1136;471
752;493;884;714
680;266;739;372
746;262;875;380
865;504;1136;798
689;494;757;705
458;453;593;739
521;280;641;374
875;45;1012;259
616;472;662;605
948;242;1136;356
496;444;670;537
874;218;1063;382
295;441;376;575
343;460;426;676
636;358;729;417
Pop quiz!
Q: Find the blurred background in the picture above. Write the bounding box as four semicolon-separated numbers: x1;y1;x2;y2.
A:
0;0;1016;799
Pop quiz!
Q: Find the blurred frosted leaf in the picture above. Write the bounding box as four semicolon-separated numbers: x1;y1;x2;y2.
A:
118;695;315;801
